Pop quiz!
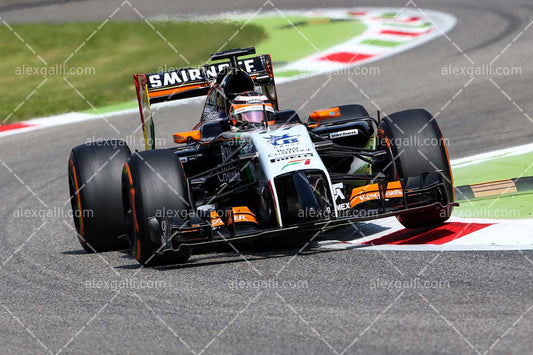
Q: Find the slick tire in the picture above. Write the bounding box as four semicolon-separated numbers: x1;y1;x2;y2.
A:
379;109;454;229
122;149;192;266
68;140;131;252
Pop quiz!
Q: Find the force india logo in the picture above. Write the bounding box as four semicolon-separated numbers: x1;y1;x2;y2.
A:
263;134;300;146
281;158;311;171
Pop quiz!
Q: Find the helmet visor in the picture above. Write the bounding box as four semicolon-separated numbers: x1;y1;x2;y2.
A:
240;110;266;123
233;105;275;124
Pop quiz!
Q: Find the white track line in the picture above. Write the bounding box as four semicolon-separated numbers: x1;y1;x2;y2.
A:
316;216;533;251
451;143;533;168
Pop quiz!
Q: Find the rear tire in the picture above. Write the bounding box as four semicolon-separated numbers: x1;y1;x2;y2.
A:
122;149;192;266
68;140;131;252
379;109;454;228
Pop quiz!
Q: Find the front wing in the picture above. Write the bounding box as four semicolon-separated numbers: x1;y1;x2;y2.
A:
149;172;457;254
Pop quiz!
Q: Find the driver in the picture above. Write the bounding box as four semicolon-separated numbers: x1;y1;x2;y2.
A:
228;92;276;128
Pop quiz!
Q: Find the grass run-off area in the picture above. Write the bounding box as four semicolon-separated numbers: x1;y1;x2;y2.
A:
2;16;366;122
452;151;533;219
1;21;266;122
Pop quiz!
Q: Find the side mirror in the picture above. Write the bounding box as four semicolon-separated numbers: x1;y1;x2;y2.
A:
173;130;201;144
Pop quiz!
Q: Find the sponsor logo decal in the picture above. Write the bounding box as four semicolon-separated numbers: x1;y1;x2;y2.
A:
218;146;241;183
234;95;269;104
263;133;300;146
336;203;350;211
148;69;203;88
147;57;263;89
281;158;311;171
333;183;350;211
330;129;359;139
246;98;264;104
268;147;311;158
351;189;403;208
270;152;314;163
332;183;346;200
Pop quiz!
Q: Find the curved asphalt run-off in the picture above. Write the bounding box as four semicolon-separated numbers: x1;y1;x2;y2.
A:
1;1;532;354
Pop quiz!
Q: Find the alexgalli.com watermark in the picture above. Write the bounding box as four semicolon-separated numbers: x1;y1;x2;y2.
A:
155;64;381;77
85;136;167;148
13;206;93;219
85;278;168;291
455;207;521;219
370;277;450;290
228;279;309;290
441;64;522;77
15;64;96;76
377;135;451;148
285;66;381;78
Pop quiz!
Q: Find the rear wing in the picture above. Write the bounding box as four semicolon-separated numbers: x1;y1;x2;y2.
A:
133;53;276;150
134;55;274;104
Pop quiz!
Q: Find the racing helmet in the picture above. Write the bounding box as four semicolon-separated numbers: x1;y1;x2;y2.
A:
229;92;276;125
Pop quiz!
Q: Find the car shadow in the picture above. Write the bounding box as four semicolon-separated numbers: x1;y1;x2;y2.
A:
63;221;391;270
61;249;90;255
116;236;335;270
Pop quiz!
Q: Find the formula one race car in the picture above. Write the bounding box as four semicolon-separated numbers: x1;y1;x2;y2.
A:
68;47;456;265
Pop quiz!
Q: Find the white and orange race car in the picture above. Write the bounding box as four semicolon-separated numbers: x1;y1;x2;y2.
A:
68;47;456;265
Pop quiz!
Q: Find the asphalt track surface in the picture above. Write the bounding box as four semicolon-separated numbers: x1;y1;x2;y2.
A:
1;1;533;354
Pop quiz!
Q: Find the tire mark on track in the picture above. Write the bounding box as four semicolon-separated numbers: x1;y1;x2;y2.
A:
446;2;523;53
0;0;87;14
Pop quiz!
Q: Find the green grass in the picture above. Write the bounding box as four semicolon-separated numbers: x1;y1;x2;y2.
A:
453;193;533;219
81;100;137;115
2;16;367;122
84;16;366;113
453;152;533;186
380;13;400;19
275;69;309;78
452;152;533;219
90;16;366;111
360;39;405;47
388;22;432;28
1;21;266;122
251;16;366;66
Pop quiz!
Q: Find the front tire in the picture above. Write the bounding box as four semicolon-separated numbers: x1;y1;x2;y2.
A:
68;140;131;252
379;109;454;228
122;149;192;266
